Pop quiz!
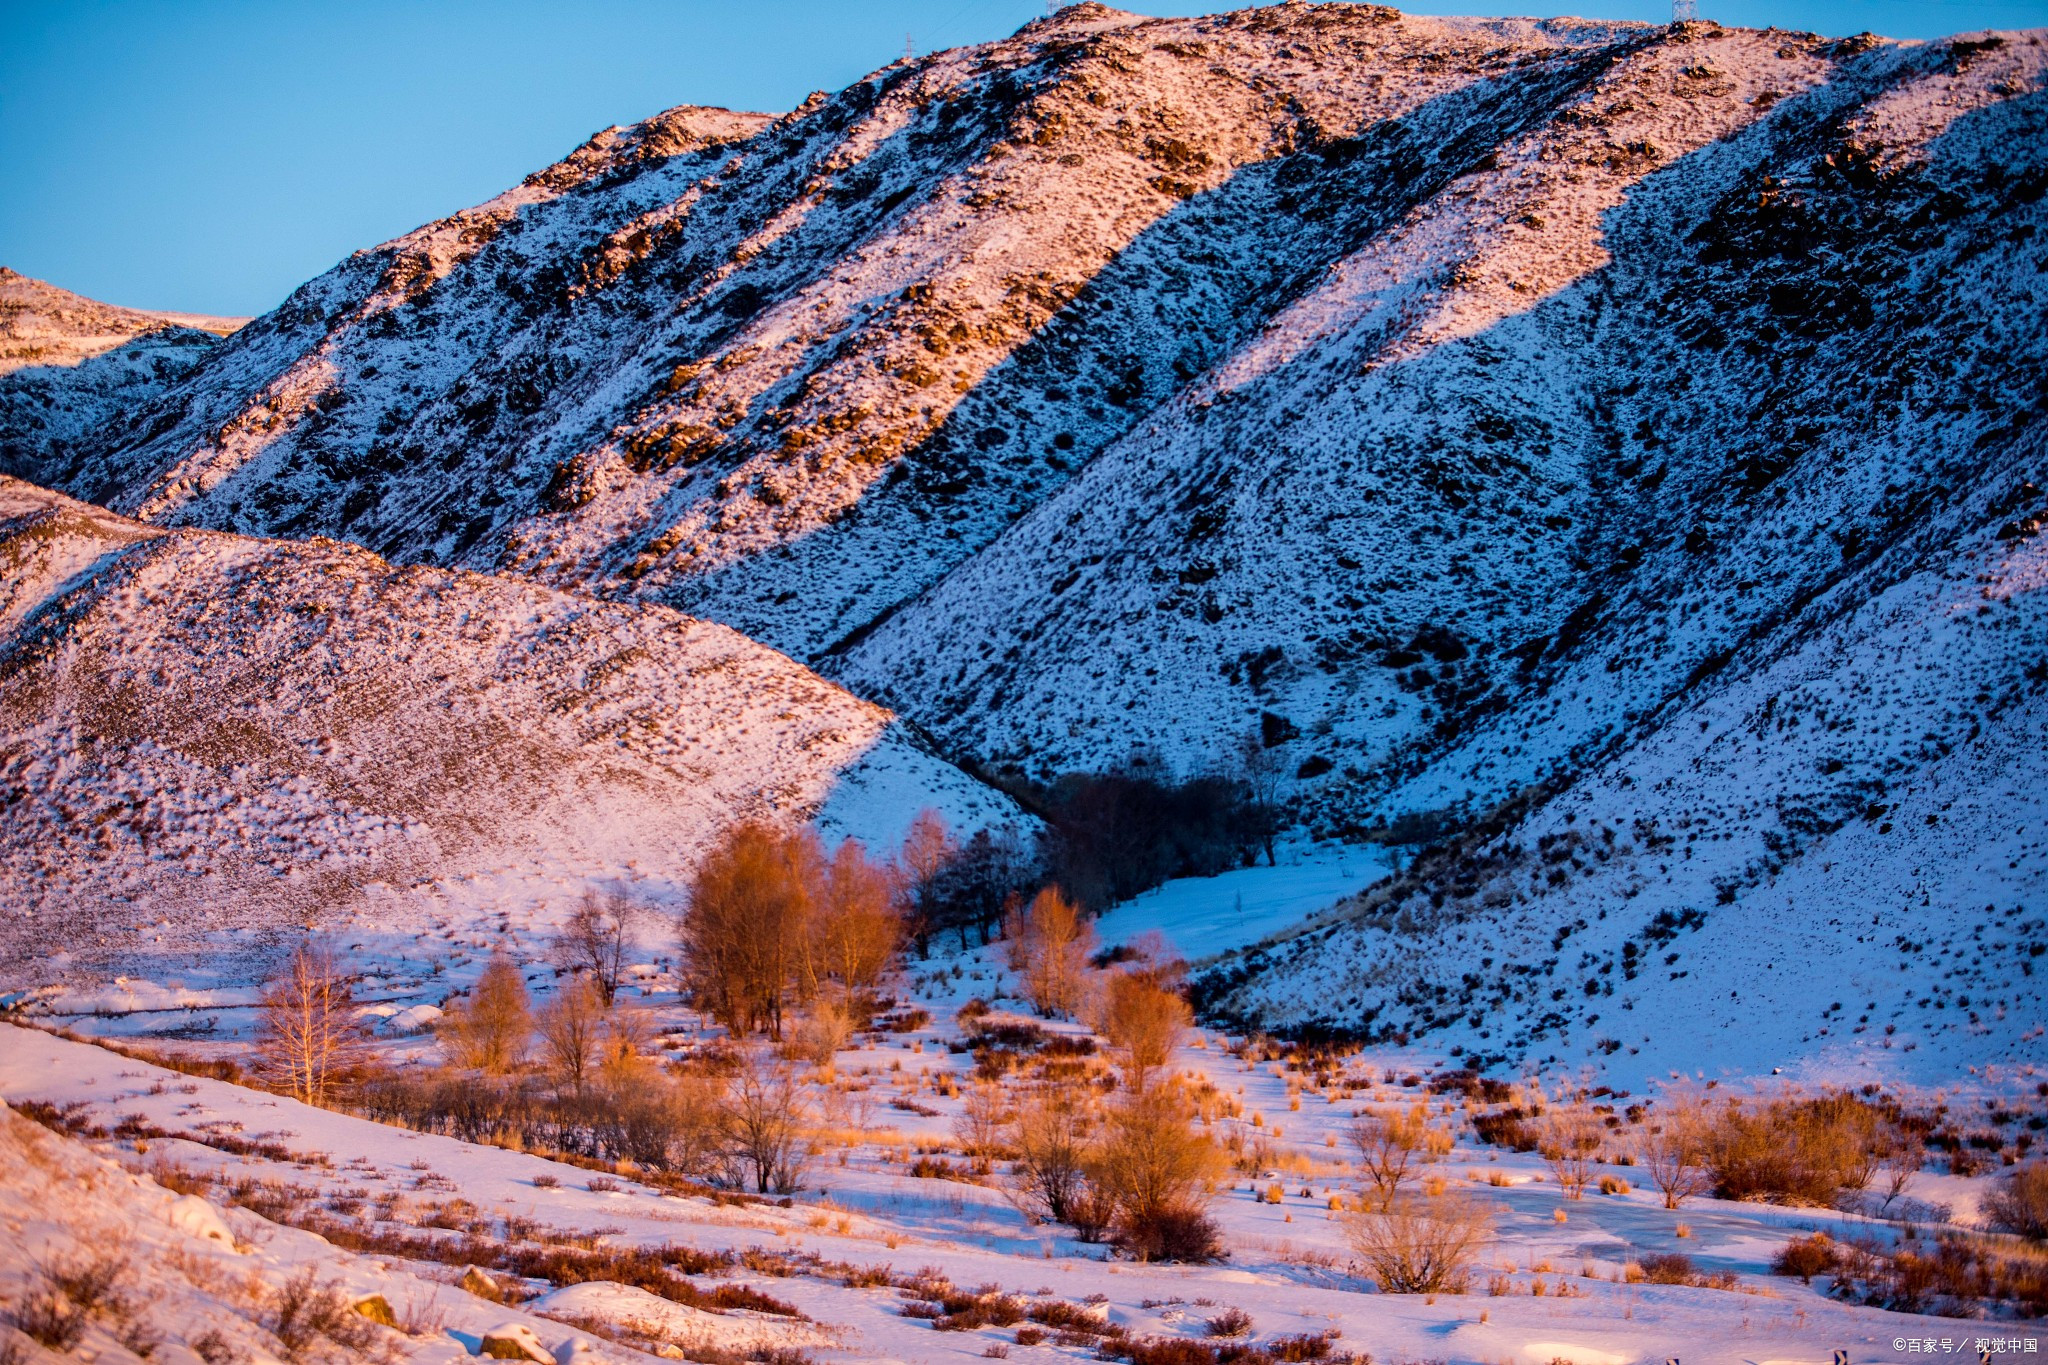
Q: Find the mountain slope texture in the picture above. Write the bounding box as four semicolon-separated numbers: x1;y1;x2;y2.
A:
0;2;2041;1066
0;479;1011;983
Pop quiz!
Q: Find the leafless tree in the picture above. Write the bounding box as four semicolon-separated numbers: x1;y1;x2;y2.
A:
1098;971;1192;1090
720;1051;813;1194
1007;1083;1094;1224
953;1080;1009;1167
536;977;605;1095
1234;732;1285;867
1877;1123;1926;1214
681;822;818;1039
1537;1098;1605;1201
256;941;365;1106
1007;886;1096;1018
807;837;901;1004
897;808;954;959
1087;1084;1225;1261
1636;1084;1714;1209
1349;1105;1449;1211
440;948;532;1074
556;891;637;1007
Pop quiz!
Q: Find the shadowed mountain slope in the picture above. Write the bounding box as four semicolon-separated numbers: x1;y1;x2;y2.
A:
0;478;1014;984
3;5;2042;1061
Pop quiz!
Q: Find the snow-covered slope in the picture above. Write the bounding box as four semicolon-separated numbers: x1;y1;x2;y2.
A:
1198;519;2048;1082
0;267;245;486
2;6;2041;1072
0;478;1014;986
28;11;2041;821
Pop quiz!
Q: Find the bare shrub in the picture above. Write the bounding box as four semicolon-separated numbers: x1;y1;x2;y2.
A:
1636;1084;1713;1209
954;1080;1010;1165
1772;1232;1840;1281
556;890;636;1006
1536;1101;1604;1201
785;998;855;1069
1202;1306;1252;1337
267;1268;393;1363
1007;1083;1094;1223
1008;887;1096;1018
1087;1086;1224;1262
722;1051;812;1194
1341;1192;1495;1293
256;941;365;1106
1704;1089;1884;1205
189;1327;247;1364
439;948;532;1073
1985;1162;2048;1241
1348;1106;1449;1211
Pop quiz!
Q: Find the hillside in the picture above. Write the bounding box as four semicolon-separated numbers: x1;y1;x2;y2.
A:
0;3;2040;1063
0;478;1015;987
0;267;245;487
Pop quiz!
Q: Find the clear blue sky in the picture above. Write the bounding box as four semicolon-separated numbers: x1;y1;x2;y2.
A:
3;0;2038;317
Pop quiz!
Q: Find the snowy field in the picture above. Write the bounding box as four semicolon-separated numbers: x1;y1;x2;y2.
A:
1092;843;1393;963
3;911;2042;1365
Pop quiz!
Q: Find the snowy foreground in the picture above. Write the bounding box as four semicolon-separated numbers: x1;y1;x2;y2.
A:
2;941;2039;1365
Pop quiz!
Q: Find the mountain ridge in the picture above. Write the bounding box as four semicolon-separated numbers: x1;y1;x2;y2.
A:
0;4;2041;1063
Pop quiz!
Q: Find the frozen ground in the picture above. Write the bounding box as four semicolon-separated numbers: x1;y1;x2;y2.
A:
2;999;2035;1365
1093;842;1394;963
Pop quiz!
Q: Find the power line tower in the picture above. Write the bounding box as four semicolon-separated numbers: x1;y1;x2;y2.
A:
904;32;915;61
1672;0;1698;21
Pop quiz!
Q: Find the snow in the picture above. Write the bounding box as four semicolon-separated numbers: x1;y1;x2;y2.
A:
1093;842;1393;962
0;478;1022;988
0;1015;2023;1365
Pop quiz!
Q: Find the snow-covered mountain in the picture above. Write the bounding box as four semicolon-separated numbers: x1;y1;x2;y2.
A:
0;3;2040;1062
0;267;245;487
0;478;1013;985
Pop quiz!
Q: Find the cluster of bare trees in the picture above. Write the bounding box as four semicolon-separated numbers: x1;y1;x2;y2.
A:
680;823;901;1042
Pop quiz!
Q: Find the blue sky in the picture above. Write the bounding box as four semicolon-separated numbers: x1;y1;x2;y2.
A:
3;0;2040;316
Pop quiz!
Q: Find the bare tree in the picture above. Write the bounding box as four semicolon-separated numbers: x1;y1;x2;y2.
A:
1234;732;1285;867
721;1051;813;1194
536;977;606;1095
953;1080;1009;1168
1342;1192;1496;1293
1349;1105;1449;1211
256;941;365;1106
1635;1084;1714;1210
1007;1084;1094;1224
681;822;818;1039
440;948;532;1073
1098;971;1191;1090
897;809;954;960
1087;1084;1225;1261
556;891;636;1007
1877;1123;1926;1214
1007;886;1096;1018
808;838;901;1004
596;1003;655;1088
